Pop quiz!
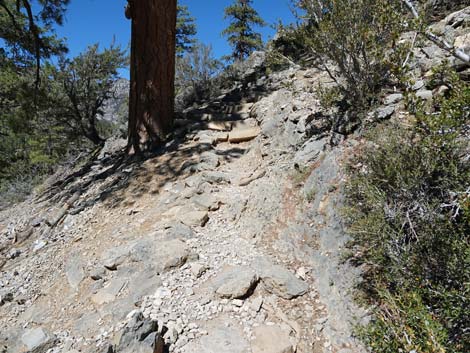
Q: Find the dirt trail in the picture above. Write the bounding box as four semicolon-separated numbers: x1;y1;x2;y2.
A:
0;64;366;353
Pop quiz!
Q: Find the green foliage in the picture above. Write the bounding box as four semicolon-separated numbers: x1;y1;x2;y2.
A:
346;68;470;352
0;0;69;71
291;0;412;112
52;44;128;145
222;0;265;61
176;4;197;56
175;41;223;104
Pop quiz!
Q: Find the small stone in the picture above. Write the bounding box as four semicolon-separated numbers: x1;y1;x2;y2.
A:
250;297;263;312
190;263;208;278
232;299;244;307
383;93;403;105
180;211;209;227
32;240;47;252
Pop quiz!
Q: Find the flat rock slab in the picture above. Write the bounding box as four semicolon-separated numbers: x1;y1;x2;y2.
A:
211;266;259;299
21;327;54;351
251;325;294;353
131;238;190;273
91;278;127;305
228;127;260;143
179;210;209;227
255;259;308;299
183;319;250;353
191;194;221;211
101;245;131;270
206;121;233;131
65;256;86;290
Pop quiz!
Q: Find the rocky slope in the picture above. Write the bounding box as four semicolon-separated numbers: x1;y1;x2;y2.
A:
0;7;468;353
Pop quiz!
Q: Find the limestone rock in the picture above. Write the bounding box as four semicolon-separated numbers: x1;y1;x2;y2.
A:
91;278;127;305
190;263;208;278
256;260;308;299
212;266;259;299
65;256;86;290
179;211;209;227
184;321;250;353
102;245;131;270
228;127;260;143
21;328;54;351
251;325;294;353
201;171;231;184
191;194;221;211
131;238;190;272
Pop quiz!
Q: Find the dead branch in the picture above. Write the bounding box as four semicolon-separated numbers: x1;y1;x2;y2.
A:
402;0;470;64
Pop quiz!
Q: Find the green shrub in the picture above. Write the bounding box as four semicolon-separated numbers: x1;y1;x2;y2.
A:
290;0;412;113
346;68;470;352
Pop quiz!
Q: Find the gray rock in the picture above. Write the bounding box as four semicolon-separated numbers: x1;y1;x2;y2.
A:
128;271;162;306
131;238;190;273
89;267;106;281
294;138;325;166
130;236;190;273
371;105;395;121
91;278;127;305
201;171;231;184
184;319;250;353
21;328;54;351
250;297;263;312
211;266;259;299
255;259;308;299
251;325;294;353
416;90;433;102
196;152;220;171
65;256;86;290
102;245;131;270
191;194;221;211
179;211;209;227
190;263;208;278
383;93;403;105
116;311;164;353
165;222;194;239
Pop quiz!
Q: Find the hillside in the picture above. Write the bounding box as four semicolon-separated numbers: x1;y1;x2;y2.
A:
0;4;469;353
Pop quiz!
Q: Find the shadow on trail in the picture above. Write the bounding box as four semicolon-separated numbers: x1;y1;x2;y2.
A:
37;67;277;216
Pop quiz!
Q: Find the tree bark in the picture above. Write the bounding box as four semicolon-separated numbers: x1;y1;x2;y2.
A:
126;0;177;154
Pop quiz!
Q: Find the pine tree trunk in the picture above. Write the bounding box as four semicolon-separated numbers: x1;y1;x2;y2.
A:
126;0;177;154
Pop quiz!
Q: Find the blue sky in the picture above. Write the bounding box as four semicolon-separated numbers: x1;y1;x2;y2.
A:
55;0;296;76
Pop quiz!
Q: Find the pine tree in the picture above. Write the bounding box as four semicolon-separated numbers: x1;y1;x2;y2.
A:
125;0;177;153
222;0;265;61
176;4;197;56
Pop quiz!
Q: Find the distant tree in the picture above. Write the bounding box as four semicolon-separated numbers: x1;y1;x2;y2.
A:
176;4;197;56
175;41;222;101
222;0;266;61
125;0;177;153
52;44;128;145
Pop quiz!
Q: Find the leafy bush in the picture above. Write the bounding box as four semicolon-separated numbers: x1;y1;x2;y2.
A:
175;42;222;107
290;0;412;112
346;68;470;352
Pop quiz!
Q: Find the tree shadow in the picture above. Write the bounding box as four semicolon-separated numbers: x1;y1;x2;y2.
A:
38;65;278;216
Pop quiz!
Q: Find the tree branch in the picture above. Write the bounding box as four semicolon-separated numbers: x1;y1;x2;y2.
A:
21;0;42;92
402;0;469;64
